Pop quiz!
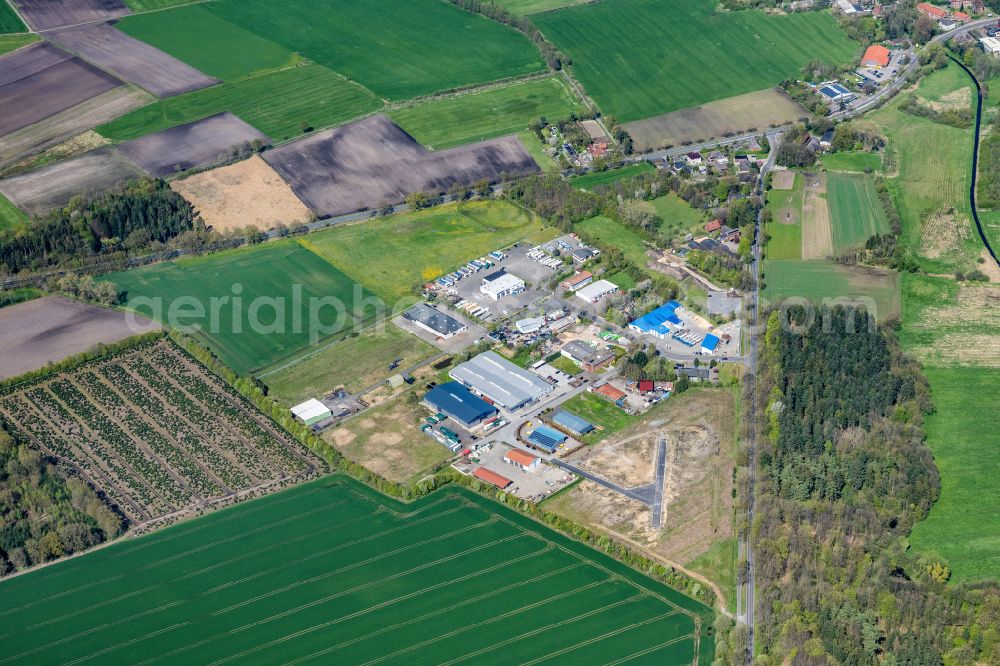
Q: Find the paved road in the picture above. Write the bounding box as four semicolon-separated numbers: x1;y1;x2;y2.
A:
650;437;666;528
551;458;655;504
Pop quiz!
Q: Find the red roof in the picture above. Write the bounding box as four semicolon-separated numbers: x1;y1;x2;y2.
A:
705;219;722;232
504;448;538;467
564;270;593;286
862;45;890;68
473;467;512;489
594;383;626;401
953;10;970;20
638;379;655;393
917;2;948;17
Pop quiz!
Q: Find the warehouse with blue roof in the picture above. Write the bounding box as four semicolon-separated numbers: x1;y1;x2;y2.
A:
628;301;684;339
527;425;567;453
551;410;595;437
701;333;720;355
424;381;497;429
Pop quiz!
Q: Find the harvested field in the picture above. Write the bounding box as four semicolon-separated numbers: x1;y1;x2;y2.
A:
171;154;311;232
919;206;971;260
801;172;834;259
0;339;320;524
0;146;144;216
11;0;128;31
0;86;150;168
771;170;796;190
0;42;122;136
264;114;538;218
0;129;108;177
0;296;159;380
47;22;218;98
624;88;805;152
118;112;268;178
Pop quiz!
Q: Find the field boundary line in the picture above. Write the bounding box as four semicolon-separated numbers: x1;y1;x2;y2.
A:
24;584;158;631
62;623;188;666
519;611;683;666
604;633;694;666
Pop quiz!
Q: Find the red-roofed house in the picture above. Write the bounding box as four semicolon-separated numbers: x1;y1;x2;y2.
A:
917;2;948;18
862;44;891;68
593;383;626;403
587;140;609;158
953;10;970;21
561;270;594;291
705;219;722;233
473;467;512;489
637;379;655;393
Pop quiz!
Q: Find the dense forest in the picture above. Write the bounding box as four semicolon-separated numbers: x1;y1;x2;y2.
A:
751;306;1000;664
0;178;193;275
0;429;123;575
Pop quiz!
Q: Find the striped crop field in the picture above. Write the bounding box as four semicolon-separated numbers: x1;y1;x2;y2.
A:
0;476;714;664
826;172;891;252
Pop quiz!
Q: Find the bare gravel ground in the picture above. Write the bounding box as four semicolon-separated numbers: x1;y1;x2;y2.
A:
264;114;538;217
11;0;129;31
118;112;268;178
0;296;159;380
47;23;218;98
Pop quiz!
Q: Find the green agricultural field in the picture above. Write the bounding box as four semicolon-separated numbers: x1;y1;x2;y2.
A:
118;5;298;81
390;77;584;150
686;537;737;613
97;64;382;143
494;0;591;14
821;150;882;173
105;241;379;375
0;192;27;230
0;32;34;55
576;215;651;270
762;260;900;321
0;476;714;664
518;129;558;172
651;192;704;242
571;162;655;190
301;201;555;304
869;63;979;272
981;210;1000;254
826;172;890;252
908;367;1000;582
169;0;545;100
125;0;205;10
532;0;859;121
263;324;437;404
766;177;803;260
0;0;25;33
559;391;638;444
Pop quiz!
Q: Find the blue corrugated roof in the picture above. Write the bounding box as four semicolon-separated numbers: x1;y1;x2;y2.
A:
528;425;568;453
552;410;594;435
425;382;497;426
630;301;683;332
701;334;720;351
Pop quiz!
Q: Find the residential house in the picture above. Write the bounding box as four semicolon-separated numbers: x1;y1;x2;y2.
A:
705;219;722;233
820;129;834;149
917;2;949;19
560;270;594;291
686;151;703;166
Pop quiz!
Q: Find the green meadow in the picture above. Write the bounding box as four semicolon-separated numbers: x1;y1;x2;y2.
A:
762;260;900;321
571;162;655;190
827;172;890;252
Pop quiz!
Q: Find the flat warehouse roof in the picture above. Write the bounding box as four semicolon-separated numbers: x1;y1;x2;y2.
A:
450;351;552;410
291;398;331;421
425;381;497;425
404;303;465;336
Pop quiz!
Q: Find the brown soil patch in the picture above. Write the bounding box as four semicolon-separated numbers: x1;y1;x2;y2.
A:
328;427;356;446
776;204;799;225
771;170;795;190
979;249;1000;282
918;87;972;113
0;130;108;178
907;282;1000;366
171;155;312;233
801;173;833;259
919;207;970;259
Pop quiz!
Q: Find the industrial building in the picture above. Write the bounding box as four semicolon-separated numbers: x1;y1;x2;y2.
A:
450;351;553;411
982;36;1000;55
593;383;627;405
551;410;595;437
629;301;684;338
515;316;545;334
560;340;615;372
290;399;333;426
503;448;540;472
527;425;567;454
701;333;720;355
473;467;512;490
560;270;593;291
480;270;525;301
817;82;855;104
403;302;467;339
424;381;498;429
575;279;619;304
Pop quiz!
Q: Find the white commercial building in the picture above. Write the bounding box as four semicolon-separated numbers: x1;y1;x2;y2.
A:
291;399;332;426
450;351;553;411
575;279;619;304
981;37;1000;55
515;316;545;334
480;270;525;301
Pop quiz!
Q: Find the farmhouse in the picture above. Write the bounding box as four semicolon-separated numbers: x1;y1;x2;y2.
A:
981;37;1000;55
424;381;498;429
560;340;616;372
480;270;525;301
917;2;949;18
593;383;627;404
403;302;467;339
291;399;333;426
561;270;594;291
575;279;620;304
503;448;540;471
861;44;891;68
473;467;512;490
450;351;553;411
527;425;568;454
629;301;684;338
552;410;595;436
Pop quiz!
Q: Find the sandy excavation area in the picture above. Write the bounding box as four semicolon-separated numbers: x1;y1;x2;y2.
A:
171;155;312;232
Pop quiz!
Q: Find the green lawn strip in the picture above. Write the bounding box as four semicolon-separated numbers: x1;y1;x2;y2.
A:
761;259;900;321
766;180;804;260
96;64;382;143
984;75;1000;110
559;391;639;444
979;209;1000;258
389;76;584;150
124;0;196;9
685;537;737;613
549;355;583;375
492;0;591;14
650;192;704;242
821;150;882;173
117;4;298;81
0;0;25;33
606;270;637;290
103;241;378;375
0;287;43;309
300;200;555;305
518;129;558;172
201;0;545;100
263;325;436;404
0;192;27;230
908;366;1000;583
0;33;37;55
532;0;859;121
826;172;890;252
571;162;655;190
576;214;651;270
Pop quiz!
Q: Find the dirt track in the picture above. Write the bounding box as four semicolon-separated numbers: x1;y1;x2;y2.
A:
801;172;834;259
47;23;219;98
264;114;538;217
0;296;159;380
12;0;129;31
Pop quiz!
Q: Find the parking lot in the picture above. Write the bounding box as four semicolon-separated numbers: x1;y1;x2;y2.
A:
856;49;907;86
453;442;577;502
